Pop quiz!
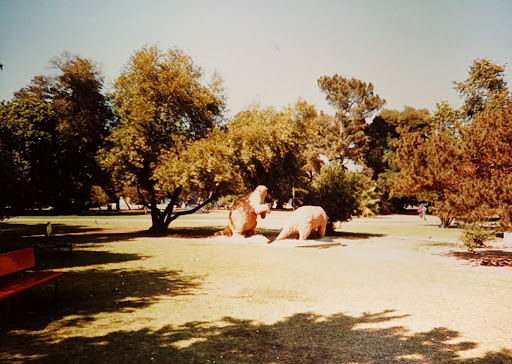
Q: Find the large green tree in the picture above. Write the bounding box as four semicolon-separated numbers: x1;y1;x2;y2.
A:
392;59;512;227
98;45;225;233
394;102;512;229
155;102;312;215
0;97;56;216
14;52;112;212
459;104;512;230
302;111;339;180
392;111;463;227
364;107;432;213
228;104;310;207
317;75;385;162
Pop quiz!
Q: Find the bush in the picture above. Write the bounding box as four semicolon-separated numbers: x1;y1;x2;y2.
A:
459;223;495;251
217;194;239;209
89;185;110;209
303;164;377;232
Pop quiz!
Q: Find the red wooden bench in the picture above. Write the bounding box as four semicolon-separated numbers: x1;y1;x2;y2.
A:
0;248;62;302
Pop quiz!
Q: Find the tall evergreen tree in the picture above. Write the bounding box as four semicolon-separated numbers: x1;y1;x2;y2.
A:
318;75;385;162
459;104;512;229
454;58;510;120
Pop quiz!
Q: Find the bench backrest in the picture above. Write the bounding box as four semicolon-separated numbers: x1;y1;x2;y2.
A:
0;248;35;276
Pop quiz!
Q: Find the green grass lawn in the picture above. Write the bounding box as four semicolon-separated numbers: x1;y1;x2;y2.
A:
1;211;511;363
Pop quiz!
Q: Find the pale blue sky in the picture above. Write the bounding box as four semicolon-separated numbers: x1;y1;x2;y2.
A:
1;0;511;117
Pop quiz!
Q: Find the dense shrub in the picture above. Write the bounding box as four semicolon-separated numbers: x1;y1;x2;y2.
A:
459;223;496;251
303;164;377;232
89;185;111;210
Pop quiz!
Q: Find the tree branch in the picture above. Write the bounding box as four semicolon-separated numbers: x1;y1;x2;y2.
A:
169;191;215;223
137;185;151;210
163;186;183;226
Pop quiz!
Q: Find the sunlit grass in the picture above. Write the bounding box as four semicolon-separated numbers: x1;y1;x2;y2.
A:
1;211;511;363
341;215;463;241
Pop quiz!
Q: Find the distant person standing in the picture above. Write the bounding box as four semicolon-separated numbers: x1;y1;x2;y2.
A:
418;203;426;220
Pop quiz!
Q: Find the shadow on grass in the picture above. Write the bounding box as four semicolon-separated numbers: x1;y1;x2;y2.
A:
35;249;145;270
330;230;386;240
167;226;223;239
1;225;155;273
447;250;512;267
0;222;100;239
1;267;204;332
2;310;512;363
0;222;160;259
1;221;384;253
0;222;103;252
259;228;385;244
1;222;227;250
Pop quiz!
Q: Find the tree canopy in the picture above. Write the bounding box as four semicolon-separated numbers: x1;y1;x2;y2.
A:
318;74;385;162
393;59;512;227
392;110;463;227
0;97;56;216
1;53;111;213
459;104;512;229
98;45;225;233
156;102;314;210
2;50;511;234
304;164;377;231
454;58;510;120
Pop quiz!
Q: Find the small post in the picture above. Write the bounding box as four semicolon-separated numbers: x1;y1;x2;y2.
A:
292;184;295;211
44;222;52;242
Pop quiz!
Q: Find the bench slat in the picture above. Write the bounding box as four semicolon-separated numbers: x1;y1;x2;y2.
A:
0;248;36;276
0;271;62;301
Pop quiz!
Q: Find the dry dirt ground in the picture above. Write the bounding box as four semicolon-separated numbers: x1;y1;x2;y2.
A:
1;212;511;363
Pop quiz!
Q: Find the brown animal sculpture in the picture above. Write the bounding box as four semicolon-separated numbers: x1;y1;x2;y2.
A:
272;205;328;242
215;185;271;238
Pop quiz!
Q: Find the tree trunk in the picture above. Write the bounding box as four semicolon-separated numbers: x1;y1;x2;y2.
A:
144;186;214;235
122;196;131;210
148;208;168;235
440;217;454;228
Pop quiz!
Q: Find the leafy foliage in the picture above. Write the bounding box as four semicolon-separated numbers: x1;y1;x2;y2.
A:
302;111;340;180
364;107;432;214
227;104;310;206
454;58;510;120
392;59;512;229
318;75;385;161
154;128;242;200
216;195;240;209
459;104;512;230
392;108;464;227
89;185;111;209
156;102;312;209
98;45;225;232
459;223;495;252
303;164;376;231
0;97;56;215
12;52;112;212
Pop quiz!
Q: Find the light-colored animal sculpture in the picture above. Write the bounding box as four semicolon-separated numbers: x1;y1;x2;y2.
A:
215;185;271;238
273;205;327;241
